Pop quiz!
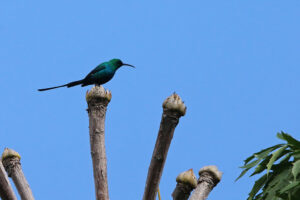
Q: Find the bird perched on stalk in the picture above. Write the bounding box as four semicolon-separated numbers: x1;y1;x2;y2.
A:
38;58;135;91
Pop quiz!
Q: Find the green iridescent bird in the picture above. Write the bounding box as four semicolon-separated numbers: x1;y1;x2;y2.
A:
38;58;135;91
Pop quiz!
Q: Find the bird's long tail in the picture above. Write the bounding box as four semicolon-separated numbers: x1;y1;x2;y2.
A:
38;79;84;91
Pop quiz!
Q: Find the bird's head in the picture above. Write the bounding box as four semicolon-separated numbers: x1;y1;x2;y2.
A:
109;58;135;70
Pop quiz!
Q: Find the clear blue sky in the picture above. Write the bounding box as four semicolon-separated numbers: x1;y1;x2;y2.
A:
0;1;299;199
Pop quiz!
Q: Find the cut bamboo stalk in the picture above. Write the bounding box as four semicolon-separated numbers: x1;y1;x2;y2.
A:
0;161;17;200
2;148;34;200
143;93;186;200
172;169;197;200
189;165;222;200
86;86;112;200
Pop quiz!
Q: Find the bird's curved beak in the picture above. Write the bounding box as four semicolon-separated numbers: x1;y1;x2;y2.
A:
123;63;135;68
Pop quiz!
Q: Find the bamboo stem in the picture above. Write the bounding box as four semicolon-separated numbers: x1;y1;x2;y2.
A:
86;86;112;200
2;148;34;200
172;169;197;200
143;93;186;200
0;161;17;200
189;166;222;200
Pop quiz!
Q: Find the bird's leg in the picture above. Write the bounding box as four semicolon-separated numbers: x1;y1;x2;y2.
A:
95;83;101;87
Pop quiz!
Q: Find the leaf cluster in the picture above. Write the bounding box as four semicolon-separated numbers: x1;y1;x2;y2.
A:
236;132;300;200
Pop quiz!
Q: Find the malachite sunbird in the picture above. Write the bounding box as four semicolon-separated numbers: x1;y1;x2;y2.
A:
38;58;135;91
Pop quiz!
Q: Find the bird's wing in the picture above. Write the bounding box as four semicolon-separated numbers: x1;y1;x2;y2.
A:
84;65;106;79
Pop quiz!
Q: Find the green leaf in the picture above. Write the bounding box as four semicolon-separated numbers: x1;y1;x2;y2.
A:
253;192;263;200
267;145;288;175
265;166;292;198
251;155;272;176
279;153;292;164
244;155;256;165
290;187;300;200
240;132;300;200
292;160;300;180
279;181;300;194
278;132;300;149
241;159;261;169
236;168;251;181
264;191;276;200
277;132;285;140
244;144;283;165
271;160;292;173
292;150;300;160
248;174;268;200
254;144;284;159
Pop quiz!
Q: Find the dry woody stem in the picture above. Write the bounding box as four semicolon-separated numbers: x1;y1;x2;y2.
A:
0;161;17;200
143;93;186;200
2;148;34;200
86;86;112;200
172;169;197;200
189;166;222;200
